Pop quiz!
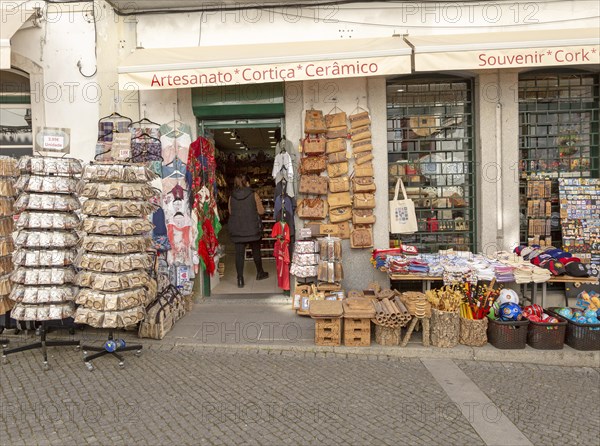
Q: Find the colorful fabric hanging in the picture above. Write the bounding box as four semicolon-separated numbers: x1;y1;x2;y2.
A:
271;221;291;291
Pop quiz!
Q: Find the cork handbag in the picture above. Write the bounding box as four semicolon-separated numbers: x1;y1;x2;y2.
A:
352;209;376;225
327;161;348;178
352;176;376;193
352;139;373;154
297;198;328;220
326;138;346;154
328;191;352;210
328;176;350;193
350;126;372;142
299;175;328;195
304;109;328;134
325;110;347;128
336;221;351;239
354;163;374;177
354;151;374;165
326;126;348;139
350;225;374;249
300;155;327;174
353;193;376;209
327;192;352;210
303;137;326;155
328;151;348;164
329;206;352;223
349;111;371;129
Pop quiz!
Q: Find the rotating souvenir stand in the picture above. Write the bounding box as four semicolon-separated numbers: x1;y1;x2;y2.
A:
0;157;18;347
74;161;158;370
3;156;83;370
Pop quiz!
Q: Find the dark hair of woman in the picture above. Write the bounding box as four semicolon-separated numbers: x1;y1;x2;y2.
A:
233;174;250;190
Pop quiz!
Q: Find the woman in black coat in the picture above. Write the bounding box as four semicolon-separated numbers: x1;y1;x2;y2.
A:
228;174;269;288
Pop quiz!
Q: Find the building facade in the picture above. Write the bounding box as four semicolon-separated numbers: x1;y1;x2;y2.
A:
2;0;599;290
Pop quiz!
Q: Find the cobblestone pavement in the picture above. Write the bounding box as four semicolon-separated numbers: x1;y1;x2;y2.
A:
456;361;600;446
1;343;599;446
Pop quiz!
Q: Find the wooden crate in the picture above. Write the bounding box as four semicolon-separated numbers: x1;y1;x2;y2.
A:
343;318;371;347
315;317;342;346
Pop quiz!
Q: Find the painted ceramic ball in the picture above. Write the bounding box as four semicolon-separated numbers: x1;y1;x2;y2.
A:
575;316;588;324
584;309;597;319
586;317;600;325
596;309;600;318
573;311;583;319
488;302;501;320
497;289;520;306
499;303;522;321
527;315;542;323
557;308;573;319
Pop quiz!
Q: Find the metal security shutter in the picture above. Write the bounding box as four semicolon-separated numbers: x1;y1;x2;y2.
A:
518;72;600;246
387;77;475;253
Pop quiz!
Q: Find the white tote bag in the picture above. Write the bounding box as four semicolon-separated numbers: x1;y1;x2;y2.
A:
389;178;418;234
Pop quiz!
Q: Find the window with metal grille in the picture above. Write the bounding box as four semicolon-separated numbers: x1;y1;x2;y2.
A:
0;69;33;157
518;71;599;246
387;77;475;253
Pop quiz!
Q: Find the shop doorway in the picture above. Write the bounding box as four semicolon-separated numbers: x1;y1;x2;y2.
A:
200;118;285;295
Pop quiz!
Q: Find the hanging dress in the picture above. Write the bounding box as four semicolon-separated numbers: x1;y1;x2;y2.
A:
271;221;291;291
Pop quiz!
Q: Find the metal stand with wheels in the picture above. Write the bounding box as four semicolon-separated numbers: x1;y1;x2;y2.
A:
82;330;142;371
2;322;80;371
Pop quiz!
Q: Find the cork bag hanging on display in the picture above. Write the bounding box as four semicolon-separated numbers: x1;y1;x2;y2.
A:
300;155;326;175
299;175;328;195
302;136;326;155
325;106;348;139
325;107;347;128
328;151;348;164
349;110;371;129
304;109;328;134
351;225;374;249
328;176;350;193
327;161;349;178
297;198;328;220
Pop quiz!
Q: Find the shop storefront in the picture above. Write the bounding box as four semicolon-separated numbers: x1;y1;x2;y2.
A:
1;1;599;347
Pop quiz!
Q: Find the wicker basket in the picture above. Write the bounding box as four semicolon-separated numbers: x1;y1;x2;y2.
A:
459;317;488;347
547;308;600;351
526;317;567;350
487;318;529;349
430;308;459;348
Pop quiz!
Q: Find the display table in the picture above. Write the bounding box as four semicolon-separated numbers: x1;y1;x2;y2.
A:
389;273;598;308
537;276;599;307
389;274;442;292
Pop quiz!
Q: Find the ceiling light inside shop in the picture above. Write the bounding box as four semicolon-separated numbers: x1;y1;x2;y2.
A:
235;142;241;145
397;88;405;92
223;131;231;134
268;130;276;133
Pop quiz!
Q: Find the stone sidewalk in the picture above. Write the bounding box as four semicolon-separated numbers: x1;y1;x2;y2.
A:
3;293;597;369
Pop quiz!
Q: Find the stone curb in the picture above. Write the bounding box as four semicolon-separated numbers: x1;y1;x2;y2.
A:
3;332;598;368
156;340;600;368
